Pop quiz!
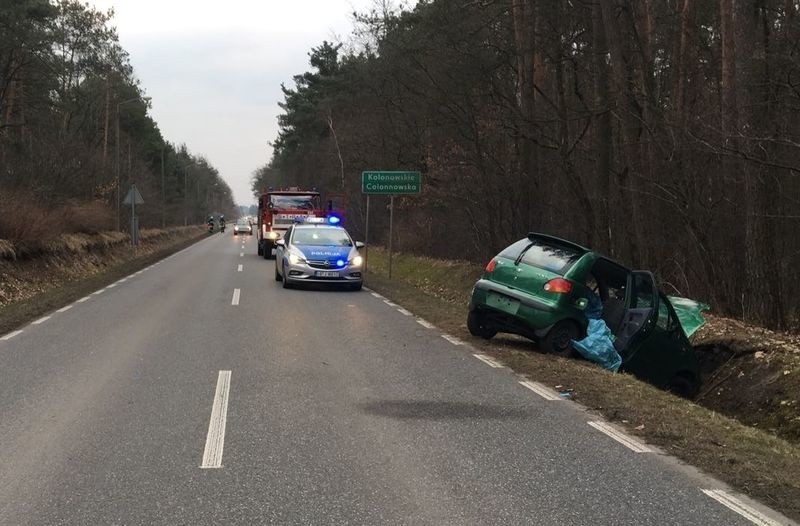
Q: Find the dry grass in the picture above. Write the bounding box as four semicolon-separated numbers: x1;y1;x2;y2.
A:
364;247;800;522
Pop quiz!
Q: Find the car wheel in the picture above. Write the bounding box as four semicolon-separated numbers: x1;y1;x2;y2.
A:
467;310;496;339
257;243;263;256
281;264;292;289
542;320;580;357
275;264;282;281
350;282;362;291
668;372;699;399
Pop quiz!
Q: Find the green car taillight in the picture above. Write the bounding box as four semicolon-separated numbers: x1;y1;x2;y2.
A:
543;278;572;294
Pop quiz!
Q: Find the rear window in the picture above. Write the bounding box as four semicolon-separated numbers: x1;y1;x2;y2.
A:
499;237;585;275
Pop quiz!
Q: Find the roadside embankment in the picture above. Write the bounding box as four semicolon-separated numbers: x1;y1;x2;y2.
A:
0;226;208;334
364;247;800;522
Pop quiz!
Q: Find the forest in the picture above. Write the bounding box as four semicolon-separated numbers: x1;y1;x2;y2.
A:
253;0;800;330
0;0;234;243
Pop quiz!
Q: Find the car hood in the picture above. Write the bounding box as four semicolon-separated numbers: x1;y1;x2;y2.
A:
667;296;710;338
294;245;354;263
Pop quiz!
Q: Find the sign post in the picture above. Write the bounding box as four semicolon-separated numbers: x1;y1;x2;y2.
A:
361;171;421;280
123;184;145;249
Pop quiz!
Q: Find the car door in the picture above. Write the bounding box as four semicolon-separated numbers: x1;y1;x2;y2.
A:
621;293;700;392
275;226;291;275
614;271;658;357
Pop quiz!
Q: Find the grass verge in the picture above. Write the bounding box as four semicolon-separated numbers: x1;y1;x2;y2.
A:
364;247;800;521
0;227;207;335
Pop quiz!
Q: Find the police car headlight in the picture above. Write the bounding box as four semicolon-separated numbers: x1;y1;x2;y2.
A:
350;255;363;267
288;252;305;265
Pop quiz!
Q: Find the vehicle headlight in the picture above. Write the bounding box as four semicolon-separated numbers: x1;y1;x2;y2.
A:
350;255;363;267
288;252;305;265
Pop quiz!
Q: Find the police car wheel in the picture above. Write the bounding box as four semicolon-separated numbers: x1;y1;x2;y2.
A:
349;282;362;291
281;264;292;289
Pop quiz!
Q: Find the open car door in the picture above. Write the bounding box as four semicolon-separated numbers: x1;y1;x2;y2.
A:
613;271;658;356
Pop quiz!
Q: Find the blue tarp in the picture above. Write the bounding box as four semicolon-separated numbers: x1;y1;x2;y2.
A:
572;318;622;372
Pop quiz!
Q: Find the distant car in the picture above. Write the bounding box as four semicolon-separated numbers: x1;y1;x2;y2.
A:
274;220;364;291
467;232;707;396
233;219;252;236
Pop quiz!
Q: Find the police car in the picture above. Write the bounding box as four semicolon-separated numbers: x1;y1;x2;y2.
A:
274;217;365;290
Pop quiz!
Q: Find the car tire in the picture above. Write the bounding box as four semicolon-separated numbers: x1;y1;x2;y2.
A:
257;243;263;256
281;264;292;289
542;320;580;357
668;372;699;399
275;264;282;281
467;310;496;340
350;282;362;291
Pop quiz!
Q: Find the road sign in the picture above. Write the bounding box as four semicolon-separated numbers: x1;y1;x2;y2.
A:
361;171;421;195
123;184;144;205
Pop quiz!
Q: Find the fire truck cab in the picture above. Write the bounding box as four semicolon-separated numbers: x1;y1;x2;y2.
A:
257;188;326;259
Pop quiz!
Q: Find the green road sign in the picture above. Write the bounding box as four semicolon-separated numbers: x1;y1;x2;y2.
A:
361;171;421;194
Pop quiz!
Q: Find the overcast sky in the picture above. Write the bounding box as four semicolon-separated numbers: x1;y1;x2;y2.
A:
87;0;389;206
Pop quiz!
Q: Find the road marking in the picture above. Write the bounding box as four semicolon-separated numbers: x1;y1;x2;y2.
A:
416;318;435;329
370;292;382;299
118;277;128;283
201;370;231;469
92;289;105;295
519;380;561;401
1;330;23;341
701;489;781;526
397;307;412;316
77;296;91;303
442;334;465;346
32;315;52;325
588;421;652;453
231;289;241;306
237;264;243;272
57;305;73;313
107;283;117;289
383;299;398;307
239;252;244;257
473;353;504;368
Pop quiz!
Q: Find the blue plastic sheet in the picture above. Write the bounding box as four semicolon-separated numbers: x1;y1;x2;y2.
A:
572;319;622;372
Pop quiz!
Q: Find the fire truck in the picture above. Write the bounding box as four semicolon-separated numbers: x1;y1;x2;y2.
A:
256;188;345;259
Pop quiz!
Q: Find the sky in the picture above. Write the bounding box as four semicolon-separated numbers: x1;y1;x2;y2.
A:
87;0;388;206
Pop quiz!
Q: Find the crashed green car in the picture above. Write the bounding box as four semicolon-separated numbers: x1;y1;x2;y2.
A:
467;233;708;396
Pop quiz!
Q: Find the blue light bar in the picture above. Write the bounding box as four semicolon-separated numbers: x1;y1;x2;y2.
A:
327;215;341;225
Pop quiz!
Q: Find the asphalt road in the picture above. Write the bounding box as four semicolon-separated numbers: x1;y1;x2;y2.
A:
0;233;790;525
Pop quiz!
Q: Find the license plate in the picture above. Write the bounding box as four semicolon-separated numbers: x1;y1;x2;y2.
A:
487;291;520;315
315;271;339;278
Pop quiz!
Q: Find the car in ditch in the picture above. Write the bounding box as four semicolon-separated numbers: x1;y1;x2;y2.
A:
274;219;364;290
467;233;708;396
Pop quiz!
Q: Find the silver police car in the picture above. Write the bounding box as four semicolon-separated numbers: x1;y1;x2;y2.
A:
274;219;365;290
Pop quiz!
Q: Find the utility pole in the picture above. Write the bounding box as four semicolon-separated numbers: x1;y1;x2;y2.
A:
115;96;150;231
183;163;193;226
161;147;166;228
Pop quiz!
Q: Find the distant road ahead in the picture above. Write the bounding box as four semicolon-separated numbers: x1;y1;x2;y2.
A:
0;233;780;525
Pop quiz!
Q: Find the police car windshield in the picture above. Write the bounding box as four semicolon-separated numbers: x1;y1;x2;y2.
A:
293;228;352;247
270;195;318;209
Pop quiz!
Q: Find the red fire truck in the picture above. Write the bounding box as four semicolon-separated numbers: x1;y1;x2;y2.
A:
256;188;345;259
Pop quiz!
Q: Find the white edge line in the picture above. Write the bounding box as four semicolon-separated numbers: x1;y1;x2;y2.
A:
77;296;91;303
442;334;464;346
231;289;241;306
416;318;435;329
201;370;231;468
370;292;382;298
92;289;105;295
383;300;398;307
588;421;652;453
473;353;503;368
701;489;781;526
396;308;412;316
56;305;73;313
107;283;117;289
1;330;23;341
32;315;52;325
519;380;561;401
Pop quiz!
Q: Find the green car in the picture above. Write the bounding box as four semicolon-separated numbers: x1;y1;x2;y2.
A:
467;233;707;396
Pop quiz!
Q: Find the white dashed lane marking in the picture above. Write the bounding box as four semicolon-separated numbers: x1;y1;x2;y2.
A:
442;334;465;346
77;296;91;303
56;305;73;313
231;289;241;306
519;380;561;401
701;489;782;526
587;421;652;453
1;330;23;341
237;264;243;272
473;353;503;368
416;318;435;329
32;316;51;325
201;371;231;469
396;308;412;316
